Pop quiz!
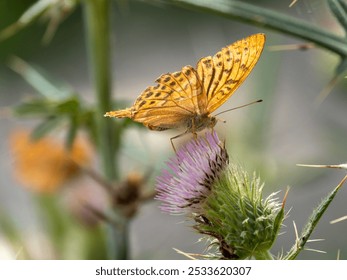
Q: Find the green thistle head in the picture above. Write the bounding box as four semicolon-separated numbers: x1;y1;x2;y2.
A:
156;131;284;259
197;164;283;259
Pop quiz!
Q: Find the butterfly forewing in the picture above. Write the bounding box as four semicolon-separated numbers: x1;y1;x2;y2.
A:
198;33;265;113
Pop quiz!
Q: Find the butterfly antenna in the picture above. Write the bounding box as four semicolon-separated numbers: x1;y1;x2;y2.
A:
214;99;263;117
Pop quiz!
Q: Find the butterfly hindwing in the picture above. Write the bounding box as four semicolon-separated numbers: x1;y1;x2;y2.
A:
153;66;205;114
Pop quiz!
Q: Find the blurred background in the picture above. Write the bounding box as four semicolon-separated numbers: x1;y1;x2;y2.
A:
1;0;347;259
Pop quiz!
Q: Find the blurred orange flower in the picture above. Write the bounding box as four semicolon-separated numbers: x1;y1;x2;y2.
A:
10;130;93;193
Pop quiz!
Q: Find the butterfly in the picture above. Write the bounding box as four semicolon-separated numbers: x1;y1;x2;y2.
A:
105;33;265;147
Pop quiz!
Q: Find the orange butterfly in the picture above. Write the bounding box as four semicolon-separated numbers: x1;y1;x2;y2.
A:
105;33;265;146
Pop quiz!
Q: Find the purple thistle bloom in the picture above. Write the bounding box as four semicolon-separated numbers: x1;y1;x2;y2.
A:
155;131;228;214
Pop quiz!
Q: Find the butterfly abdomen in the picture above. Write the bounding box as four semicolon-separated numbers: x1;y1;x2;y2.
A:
104;108;132;118
146;125;169;131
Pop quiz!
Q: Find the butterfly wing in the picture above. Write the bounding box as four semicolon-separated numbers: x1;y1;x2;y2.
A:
196;33;265;114
106;34;265;130
105;66;204;131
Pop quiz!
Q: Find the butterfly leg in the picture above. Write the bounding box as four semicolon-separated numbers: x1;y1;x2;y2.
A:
170;130;189;153
190;118;198;141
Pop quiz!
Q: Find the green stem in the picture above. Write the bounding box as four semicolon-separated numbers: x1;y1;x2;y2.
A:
253;250;273;260
83;0;116;180
163;0;347;57
83;0;128;259
107;217;129;260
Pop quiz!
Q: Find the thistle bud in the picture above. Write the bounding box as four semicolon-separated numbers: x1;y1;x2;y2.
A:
156;131;284;259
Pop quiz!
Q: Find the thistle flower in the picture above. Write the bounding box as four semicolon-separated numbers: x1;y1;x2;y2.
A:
156;131;284;259
156;131;228;214
113;172;147;218
10;130;93;193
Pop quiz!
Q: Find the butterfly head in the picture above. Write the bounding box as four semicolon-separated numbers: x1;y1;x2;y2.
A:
187;114;217;133
209;116;218;128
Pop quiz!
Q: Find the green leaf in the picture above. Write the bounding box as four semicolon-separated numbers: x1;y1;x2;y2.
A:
65;115;78;149
30;116;64;141
35;194;71;258
154;0;347;57
336;57;347;74
328;0;347;34
9;56;73;100
13;96;81;118
0;212;21;244
0;212;31;258
13;99;54;116
0;0;79;43
0;0;47;41
56;96;80;114
273;206;285;242
83;109;98;145
339;0;347;14
284;175;347;260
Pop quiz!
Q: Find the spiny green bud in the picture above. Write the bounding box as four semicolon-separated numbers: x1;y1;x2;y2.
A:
197;164;283;259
